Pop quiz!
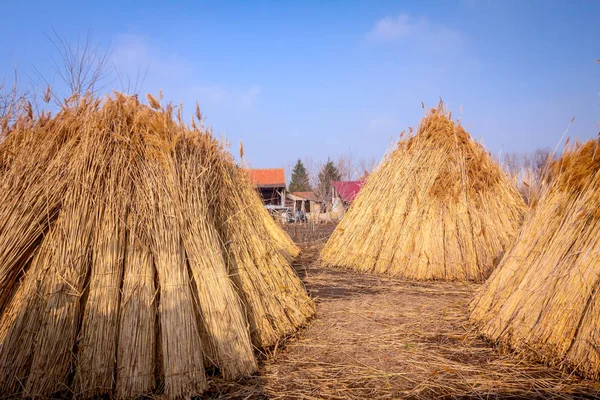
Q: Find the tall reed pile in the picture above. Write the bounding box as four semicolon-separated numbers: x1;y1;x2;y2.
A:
261;206;300;260
470;137;600;379
321;104;526;281
0;93;314;399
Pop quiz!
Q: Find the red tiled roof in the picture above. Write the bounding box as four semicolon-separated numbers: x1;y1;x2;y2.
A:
292;191;319;202
246;168;286;187
332;180;365;203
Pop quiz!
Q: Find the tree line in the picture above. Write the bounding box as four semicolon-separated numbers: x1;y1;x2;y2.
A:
288;147;556;207
500;148;554;203
287;154;376;204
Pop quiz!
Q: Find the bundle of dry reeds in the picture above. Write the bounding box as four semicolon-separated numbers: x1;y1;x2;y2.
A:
0;93;314;399
321;103;526;281
261;204;300;260
470;136;600;379
210;153;315;348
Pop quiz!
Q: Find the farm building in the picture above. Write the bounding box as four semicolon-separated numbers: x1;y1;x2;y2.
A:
470;137;600;379
288;191;320;214
247;168;286;206
321;104;526;281
331;179;366;216
0;94;314;399
332;180;365;205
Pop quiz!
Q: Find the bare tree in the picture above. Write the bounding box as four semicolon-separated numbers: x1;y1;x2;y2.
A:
334;149;379;181
285;156;323;192
0;69;33;138
336;151;355;181
0;70;19;121
285;152;378;196
36;28;112;101
531;148;553;173
358;156;377;177
302;156;321;190
115;64;149;95
502;148;554;204
3;30;114;139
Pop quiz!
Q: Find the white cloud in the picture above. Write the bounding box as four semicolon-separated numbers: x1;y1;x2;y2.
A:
365;13;464;50
112;34;193;84
190;84;230;105
366;14;415;41
110;34;260;110
367;115;393;133
239;85;261;109
111;34;149;69
187;84;261;109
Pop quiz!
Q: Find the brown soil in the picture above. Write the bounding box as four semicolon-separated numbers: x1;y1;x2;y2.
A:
206;242;600;399
283;223;338;245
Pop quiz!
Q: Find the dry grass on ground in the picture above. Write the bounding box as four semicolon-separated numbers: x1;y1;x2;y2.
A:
207;239;600;399
283;223;338;245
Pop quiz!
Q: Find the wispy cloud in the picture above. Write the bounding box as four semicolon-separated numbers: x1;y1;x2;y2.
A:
365;13;464;50
112;34;193;86
187;84;261;109
366;115;393;133
189;84;230;105
239;85;261;108
111;34;260;110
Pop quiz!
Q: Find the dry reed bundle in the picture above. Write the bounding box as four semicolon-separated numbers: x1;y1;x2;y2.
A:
174;135;256;379
0;99;97;311
74;147;130;397
261;204;300;260
211;154;315;348
116;212;157;399
470;137;600;379
136;139;207;398
24;121;110;397
321;103;526;281
0;93;313;399
0;224;59;393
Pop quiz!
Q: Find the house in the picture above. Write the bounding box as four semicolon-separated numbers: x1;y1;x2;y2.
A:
331;179;365;217
247;168;286;206
287;191;320;214
331;180;364;204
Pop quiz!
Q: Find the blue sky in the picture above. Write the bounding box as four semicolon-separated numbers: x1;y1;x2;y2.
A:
1;1;598;172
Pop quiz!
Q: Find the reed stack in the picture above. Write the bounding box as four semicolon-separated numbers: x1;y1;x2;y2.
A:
321;103;526;281
470;137;600;379
0;93;314;399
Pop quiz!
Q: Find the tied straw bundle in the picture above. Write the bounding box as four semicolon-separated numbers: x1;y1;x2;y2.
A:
470;137;600;380
0;93;313;399
322;103;526;282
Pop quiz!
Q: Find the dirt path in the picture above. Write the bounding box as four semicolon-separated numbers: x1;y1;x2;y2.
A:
209;244;600;399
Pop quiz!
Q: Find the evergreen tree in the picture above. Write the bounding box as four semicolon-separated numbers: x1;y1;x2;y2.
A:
288;159;312;193
317;158;341;203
